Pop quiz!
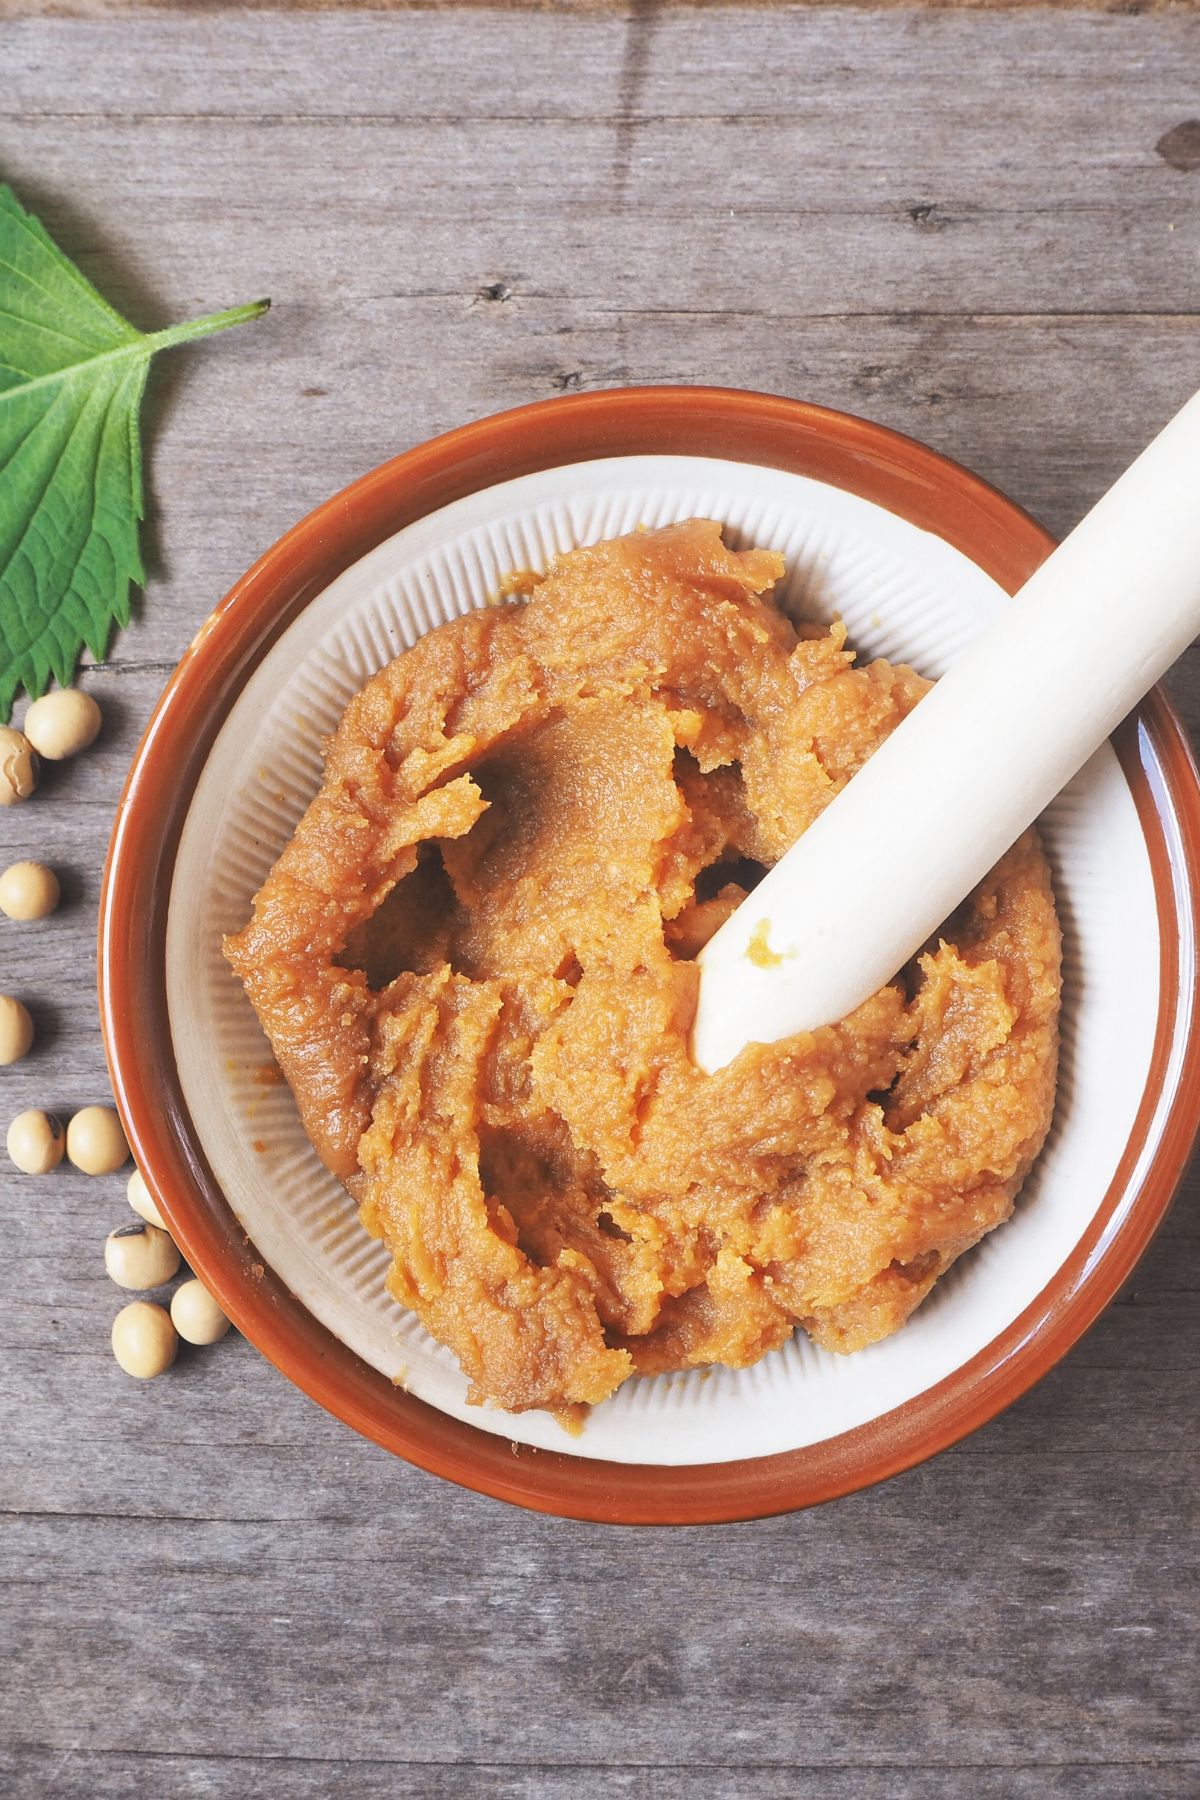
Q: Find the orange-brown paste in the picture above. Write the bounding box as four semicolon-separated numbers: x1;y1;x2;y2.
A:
225;521;1061;1418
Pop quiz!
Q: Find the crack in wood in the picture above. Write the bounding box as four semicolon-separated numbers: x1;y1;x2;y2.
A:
612;0;660;202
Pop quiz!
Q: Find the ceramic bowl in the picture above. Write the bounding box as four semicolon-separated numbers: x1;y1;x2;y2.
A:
99;387;1200;1523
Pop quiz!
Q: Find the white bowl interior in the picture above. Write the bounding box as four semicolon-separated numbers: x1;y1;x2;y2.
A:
167;456;1161;1465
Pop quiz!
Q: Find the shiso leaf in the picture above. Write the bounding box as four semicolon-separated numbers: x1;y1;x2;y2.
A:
0;183;268;718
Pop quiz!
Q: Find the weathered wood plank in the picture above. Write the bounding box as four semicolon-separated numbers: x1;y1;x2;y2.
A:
6;9;1200;311
7;0;1198;16
6;1753;1199;1800
3;1379;1198;1771
5;9;1199;122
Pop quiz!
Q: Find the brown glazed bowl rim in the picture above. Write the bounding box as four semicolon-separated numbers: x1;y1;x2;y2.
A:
99;386;1200;1524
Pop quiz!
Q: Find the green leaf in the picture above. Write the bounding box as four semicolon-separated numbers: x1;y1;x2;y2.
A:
0;183;268;719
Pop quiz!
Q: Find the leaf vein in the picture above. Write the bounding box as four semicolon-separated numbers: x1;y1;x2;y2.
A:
0;255;124;350
0;337;152;411
0;189;142;341
1;370;128;671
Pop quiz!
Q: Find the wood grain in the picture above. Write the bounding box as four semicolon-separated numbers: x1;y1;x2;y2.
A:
1;8;1198;1797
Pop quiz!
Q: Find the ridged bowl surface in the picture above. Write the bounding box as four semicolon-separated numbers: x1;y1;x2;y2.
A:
166;455;1160;1464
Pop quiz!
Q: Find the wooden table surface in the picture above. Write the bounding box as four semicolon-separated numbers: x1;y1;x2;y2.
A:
3;7;1199;1797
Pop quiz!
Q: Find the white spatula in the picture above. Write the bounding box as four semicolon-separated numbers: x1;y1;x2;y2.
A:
691;388;1200;1074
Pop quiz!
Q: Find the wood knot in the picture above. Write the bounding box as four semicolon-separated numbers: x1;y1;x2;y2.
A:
1156;121;1200;172
907;202;945;231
